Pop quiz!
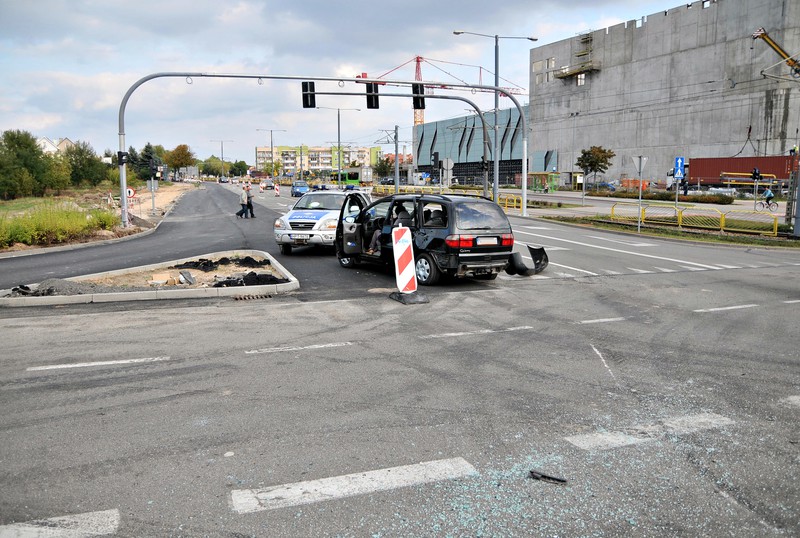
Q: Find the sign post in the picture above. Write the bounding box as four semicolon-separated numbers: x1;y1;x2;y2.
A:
632;156;648;233
674;156;684;207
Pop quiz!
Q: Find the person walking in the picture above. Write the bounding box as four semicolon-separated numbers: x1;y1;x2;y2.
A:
235;186;249;218
246;185;256;218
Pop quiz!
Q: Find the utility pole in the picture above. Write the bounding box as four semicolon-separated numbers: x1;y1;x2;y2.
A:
210;139;233;180
256;129;286;176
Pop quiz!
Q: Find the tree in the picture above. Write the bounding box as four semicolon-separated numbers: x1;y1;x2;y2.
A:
229;160;248;177
64;141;107;186
42;153;72;193
201;156;223;177
138;143;159;179
373;157;392;178
164;144;196;177
0;130;48;198
575;146;616;183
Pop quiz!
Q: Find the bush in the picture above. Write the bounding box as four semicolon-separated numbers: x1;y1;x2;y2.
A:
0;202;120;248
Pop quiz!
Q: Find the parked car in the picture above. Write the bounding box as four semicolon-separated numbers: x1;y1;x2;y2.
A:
274;190;371;254
335;193;515;285
290;180;310;197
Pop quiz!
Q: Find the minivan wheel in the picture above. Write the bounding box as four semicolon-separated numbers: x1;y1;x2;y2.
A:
338;255;355;268
415;253;440;285
279;244;292;255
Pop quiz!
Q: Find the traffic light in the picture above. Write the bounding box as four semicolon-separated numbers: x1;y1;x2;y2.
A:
412;83;425;110
366;83;379;109
302;81;316;108
752;167;761;180
150;160;157;177
117;151;128;164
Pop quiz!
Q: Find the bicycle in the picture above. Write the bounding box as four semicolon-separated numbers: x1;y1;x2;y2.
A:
755;199;778;212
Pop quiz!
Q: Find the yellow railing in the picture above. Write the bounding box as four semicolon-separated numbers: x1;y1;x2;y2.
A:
610;202;778;236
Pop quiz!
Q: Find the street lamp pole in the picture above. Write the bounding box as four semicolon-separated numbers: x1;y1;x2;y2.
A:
256;129;286;176
317;107;360;187
453;31;537;203
210;139;233;180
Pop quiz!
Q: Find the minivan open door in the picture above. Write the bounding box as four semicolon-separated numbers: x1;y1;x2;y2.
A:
337;193;368;255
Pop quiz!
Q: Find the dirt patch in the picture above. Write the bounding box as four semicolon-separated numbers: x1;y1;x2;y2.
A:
6;255;289;297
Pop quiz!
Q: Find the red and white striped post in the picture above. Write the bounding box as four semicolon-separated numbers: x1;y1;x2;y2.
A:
391;225;417;294
274;183;280;197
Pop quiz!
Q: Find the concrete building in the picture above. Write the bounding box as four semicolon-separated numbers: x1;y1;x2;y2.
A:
416;0;799;188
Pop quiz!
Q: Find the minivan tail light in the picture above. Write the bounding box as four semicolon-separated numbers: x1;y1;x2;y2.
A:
501;234;514;247
445;234;474;248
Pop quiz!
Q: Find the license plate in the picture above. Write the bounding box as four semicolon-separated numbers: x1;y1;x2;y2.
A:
292;234;310;240
476;237;497;245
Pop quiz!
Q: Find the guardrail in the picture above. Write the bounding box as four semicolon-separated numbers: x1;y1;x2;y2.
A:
609;202;778;236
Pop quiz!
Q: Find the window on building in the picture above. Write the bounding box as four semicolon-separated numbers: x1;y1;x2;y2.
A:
546;58;555;69
535;73;543;85
577;73;585;86
533;60;543;73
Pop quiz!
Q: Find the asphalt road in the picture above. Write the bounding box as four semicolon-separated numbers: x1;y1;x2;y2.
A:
1;184;799;537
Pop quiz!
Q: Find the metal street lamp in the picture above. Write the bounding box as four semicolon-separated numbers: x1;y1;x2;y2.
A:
317;107;360;187
453;31;537;203
210;139;233;180
256;129;286;177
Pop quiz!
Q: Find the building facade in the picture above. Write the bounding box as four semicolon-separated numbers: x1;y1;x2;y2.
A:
255;145;382;177
530;0;799;185
416;0;799;188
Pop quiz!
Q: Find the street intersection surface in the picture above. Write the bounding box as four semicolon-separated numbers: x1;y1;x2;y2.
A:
0;184;798;536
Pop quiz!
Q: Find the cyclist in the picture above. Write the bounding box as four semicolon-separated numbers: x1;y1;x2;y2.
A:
763;187;775;207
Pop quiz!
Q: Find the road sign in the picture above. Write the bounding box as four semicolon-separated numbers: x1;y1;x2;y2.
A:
391;226;417;294
126;187;136;198
674;157;685;179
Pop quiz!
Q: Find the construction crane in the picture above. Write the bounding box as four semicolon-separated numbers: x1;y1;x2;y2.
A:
752;27;800;78
361;56;528;125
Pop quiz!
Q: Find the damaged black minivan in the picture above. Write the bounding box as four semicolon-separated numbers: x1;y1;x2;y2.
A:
335;193;515;285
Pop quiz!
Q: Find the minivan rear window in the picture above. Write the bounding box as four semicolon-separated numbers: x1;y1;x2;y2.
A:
455;202;510;230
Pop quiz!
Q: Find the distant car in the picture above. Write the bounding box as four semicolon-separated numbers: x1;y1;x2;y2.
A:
260;178;274;191
335;193;515;285
219;177;230;184
274;190;371;255
290;180;310;197
379;178;395;185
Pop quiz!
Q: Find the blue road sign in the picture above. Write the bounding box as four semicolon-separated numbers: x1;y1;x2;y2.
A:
674;157;685;179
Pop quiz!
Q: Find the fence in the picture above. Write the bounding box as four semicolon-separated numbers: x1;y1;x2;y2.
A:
610;202;778;236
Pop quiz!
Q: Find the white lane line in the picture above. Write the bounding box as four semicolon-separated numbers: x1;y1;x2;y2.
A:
519;226;552;230
784;300;800;304
679;265;706;271
420;326;533;339
693;304;759;313
230;457;477;514
627;267;654;274
654;267;677;273
604;270;622;275
566;413;734;451
586;235;655;247
0;509;120;537
521;232;722;270
578;317;626;325
245;342;352;355
591;344;616;380
27;357;170;372
555;272;577;278
549;262;599;276
715;264;741;269
781;395;800;407
519;241;570;251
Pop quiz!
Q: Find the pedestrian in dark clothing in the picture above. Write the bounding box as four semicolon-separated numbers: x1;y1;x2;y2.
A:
246;185;256;218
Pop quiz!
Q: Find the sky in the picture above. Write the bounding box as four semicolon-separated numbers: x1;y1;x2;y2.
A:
1;0;682;165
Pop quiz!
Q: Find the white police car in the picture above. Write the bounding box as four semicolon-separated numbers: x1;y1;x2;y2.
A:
274;190;370;254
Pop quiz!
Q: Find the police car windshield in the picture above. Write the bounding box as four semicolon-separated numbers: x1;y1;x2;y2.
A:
294;193;344;211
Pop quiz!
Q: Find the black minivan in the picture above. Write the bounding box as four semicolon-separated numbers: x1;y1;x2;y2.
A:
335;193;514;285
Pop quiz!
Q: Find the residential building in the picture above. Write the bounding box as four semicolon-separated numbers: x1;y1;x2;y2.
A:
36;137;74;154
254;145;383;177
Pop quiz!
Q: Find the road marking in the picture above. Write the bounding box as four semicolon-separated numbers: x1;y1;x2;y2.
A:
627;267;654;274
715;264;741;269
693;304;759;313
519;241;570;251
604;270;622;275
549;262;599;276
586;235;655;247
229;457;477;514
565;413;734;451
781;395;800;408
27;357;170;371
577;317;626;324
784;300;800;304
0;509;120;537
521;232;722;270
679;265;706;271
245;342;353;354
591;344;617;380
419;326;533;339
654;267;677;273
519;226;552;230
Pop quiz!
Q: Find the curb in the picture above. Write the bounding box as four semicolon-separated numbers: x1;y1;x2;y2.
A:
0;250;299;308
